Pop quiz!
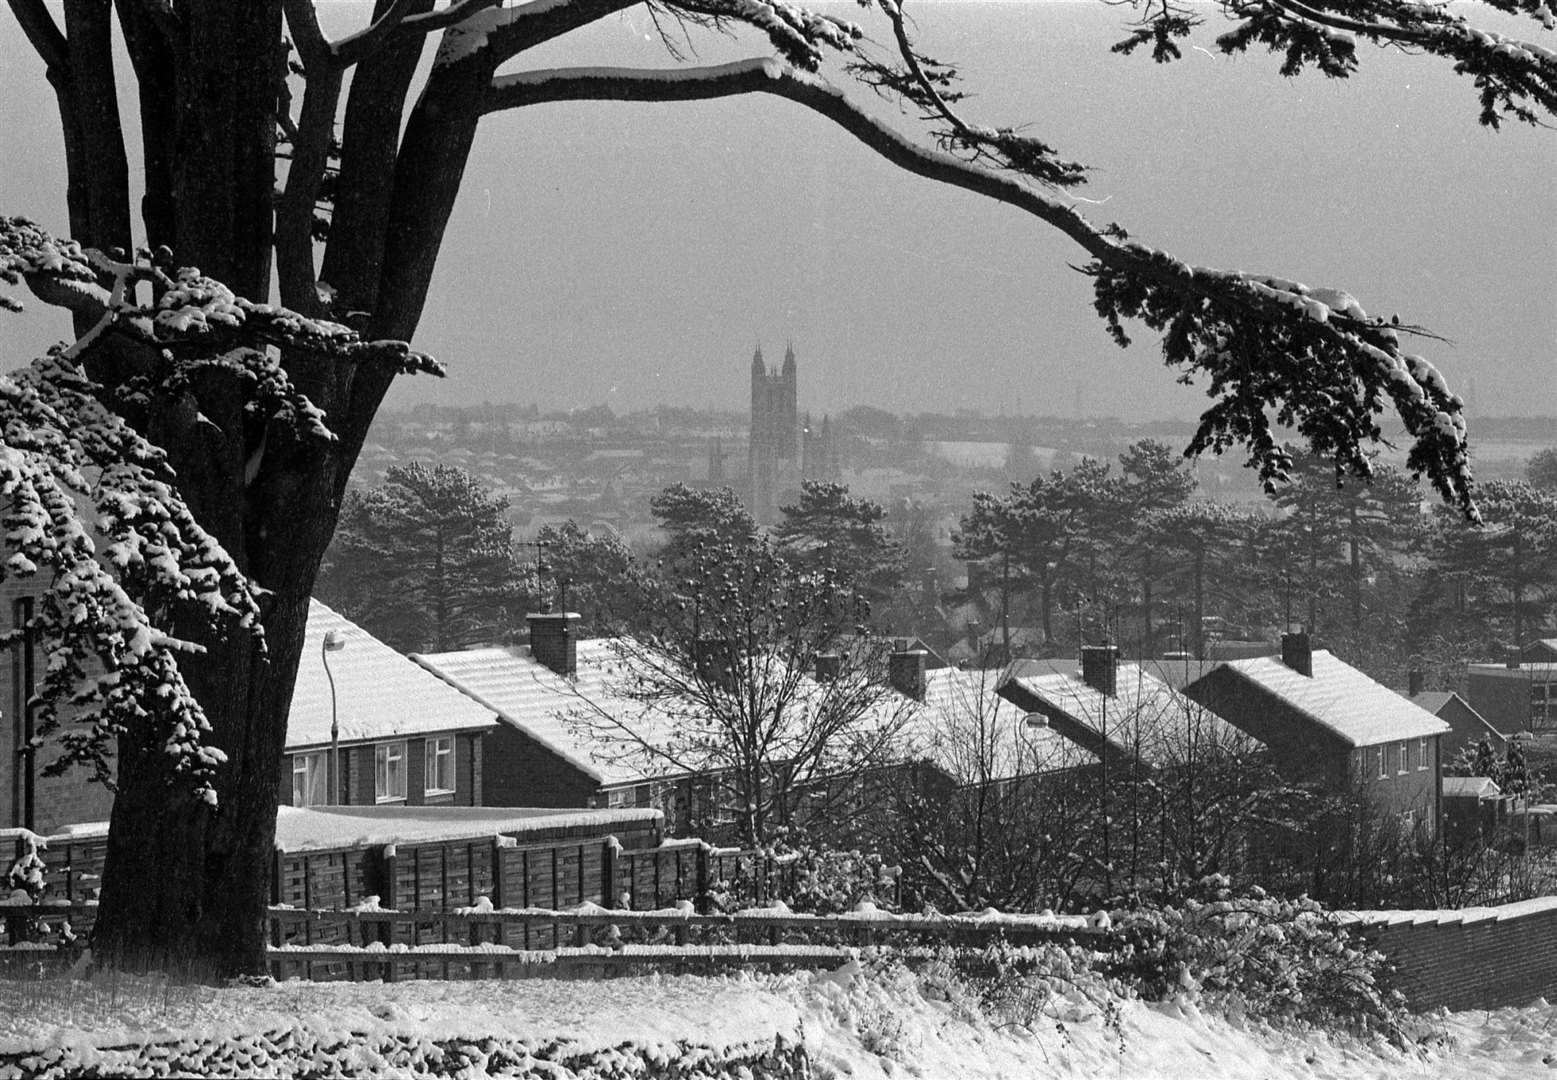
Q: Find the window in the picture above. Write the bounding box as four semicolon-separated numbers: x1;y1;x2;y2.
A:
1532;683;1557;731
1401;809;1416;833
1376;745;1388;780
292;752;328;807
375;741;407;802
1418;737;1429;772
1398;740;1410;775
425;736;455;795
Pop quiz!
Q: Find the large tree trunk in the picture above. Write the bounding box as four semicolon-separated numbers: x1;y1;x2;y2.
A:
94;384;351;974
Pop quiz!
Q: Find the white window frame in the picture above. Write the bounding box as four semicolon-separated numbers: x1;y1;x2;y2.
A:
425;736;455;796
1376;745;1388;780
1417;737;1429;772
376;741;407;803
292;752;328;807
1398;740;1410;775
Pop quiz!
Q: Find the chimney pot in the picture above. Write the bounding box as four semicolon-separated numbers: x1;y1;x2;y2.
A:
889;648;927;702
1080;644;1119;697
1408;668;1425;697
528;612;581;676
1281;631;1312;677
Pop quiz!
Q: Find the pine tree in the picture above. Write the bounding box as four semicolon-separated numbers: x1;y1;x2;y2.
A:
776;480;907;614
317;463;528;652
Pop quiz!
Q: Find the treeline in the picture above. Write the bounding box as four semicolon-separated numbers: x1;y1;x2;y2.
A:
315;467;921;654
954;441;1557;688
319;442;1557;687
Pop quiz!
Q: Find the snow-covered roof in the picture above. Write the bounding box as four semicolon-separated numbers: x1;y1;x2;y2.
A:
899;667;1092;782
1442;776;1501;800
1467;661;1557;678
1195;650;1450;748
414;640;916;789
273;805;661;853
413;641;684;786
287;600;500;751
1000;660;1250;766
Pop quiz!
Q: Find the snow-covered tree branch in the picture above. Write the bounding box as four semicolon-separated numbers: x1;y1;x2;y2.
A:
491;56;1476;513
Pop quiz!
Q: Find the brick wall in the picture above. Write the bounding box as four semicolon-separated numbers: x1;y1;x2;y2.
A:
482;722;601;808
0;576;116;833
1354;898;1557;1011
283;730;488;808
1466;668;1548;736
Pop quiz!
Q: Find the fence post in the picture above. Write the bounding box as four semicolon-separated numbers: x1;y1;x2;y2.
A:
696;845;710;914
380;844;398;982
602;839;618;909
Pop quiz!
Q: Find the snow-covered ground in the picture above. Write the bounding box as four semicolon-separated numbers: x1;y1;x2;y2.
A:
2;963;1553;1079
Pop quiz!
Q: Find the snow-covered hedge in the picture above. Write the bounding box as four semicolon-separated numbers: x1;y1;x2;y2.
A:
0;1028;808;1079
1104;877;1408;1040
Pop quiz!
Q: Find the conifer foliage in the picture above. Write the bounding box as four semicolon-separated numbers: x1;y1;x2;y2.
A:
317;462;528;652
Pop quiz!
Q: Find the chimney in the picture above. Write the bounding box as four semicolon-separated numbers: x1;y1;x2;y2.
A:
1506;650;1523;670
1080;644;1119;697
1408;668;1424;697
814;652;842;683
528;612;581;677
889;648;927;702
1281;631;1312;677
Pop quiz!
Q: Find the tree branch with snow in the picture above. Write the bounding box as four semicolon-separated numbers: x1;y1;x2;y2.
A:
489;59;1477;515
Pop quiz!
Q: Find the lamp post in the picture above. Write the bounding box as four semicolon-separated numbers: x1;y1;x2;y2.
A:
322;629;346;805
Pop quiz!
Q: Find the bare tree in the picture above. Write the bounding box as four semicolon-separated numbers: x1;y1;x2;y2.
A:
563;537;913;846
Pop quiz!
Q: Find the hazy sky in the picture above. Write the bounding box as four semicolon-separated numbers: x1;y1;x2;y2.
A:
2;1;1553;420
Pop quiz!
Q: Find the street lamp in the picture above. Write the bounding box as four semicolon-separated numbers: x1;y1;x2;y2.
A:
322;629;346;805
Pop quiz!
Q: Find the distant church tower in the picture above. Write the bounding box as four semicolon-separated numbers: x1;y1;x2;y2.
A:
747;344;801;524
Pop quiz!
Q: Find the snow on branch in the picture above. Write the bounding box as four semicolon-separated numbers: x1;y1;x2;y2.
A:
0;348;260;805
0;216;449;805
1116;1;1557;127
849;0;1087;188
488;61;1476;516
1;218;444;381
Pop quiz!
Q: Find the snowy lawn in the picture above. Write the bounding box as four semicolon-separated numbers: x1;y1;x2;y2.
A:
2;962;1555;1078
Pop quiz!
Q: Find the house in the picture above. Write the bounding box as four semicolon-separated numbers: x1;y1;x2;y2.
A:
1;597;499;833
282;599;500;809
1182;633;1450;829
1524;639;1557;663
412;620;976;835
1409;690;1510;760
1465;660;1557;738
902;664;1093;785
997;646;1250;771
412;613;672;817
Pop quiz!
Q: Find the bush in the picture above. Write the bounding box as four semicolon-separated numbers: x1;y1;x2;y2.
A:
1105;876;1407;1041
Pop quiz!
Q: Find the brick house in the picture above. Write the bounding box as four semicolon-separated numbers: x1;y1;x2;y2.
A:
1465;660;1557;739
413;613;700;824
997;645;1250;771
1409;690;1510;760
2;596;498;833
282;599;500;809
415;616;940;835
1182;633;1449;831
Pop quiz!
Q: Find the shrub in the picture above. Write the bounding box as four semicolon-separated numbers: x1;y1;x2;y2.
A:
1105;876;1408;1041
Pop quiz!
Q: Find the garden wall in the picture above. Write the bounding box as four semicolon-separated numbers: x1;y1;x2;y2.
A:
1352;896;1557;1011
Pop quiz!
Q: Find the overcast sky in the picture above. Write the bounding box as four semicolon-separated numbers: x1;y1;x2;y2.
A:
2;1;1553;420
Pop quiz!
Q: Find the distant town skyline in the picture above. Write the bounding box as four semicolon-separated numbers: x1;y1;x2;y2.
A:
2;2;1552;421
